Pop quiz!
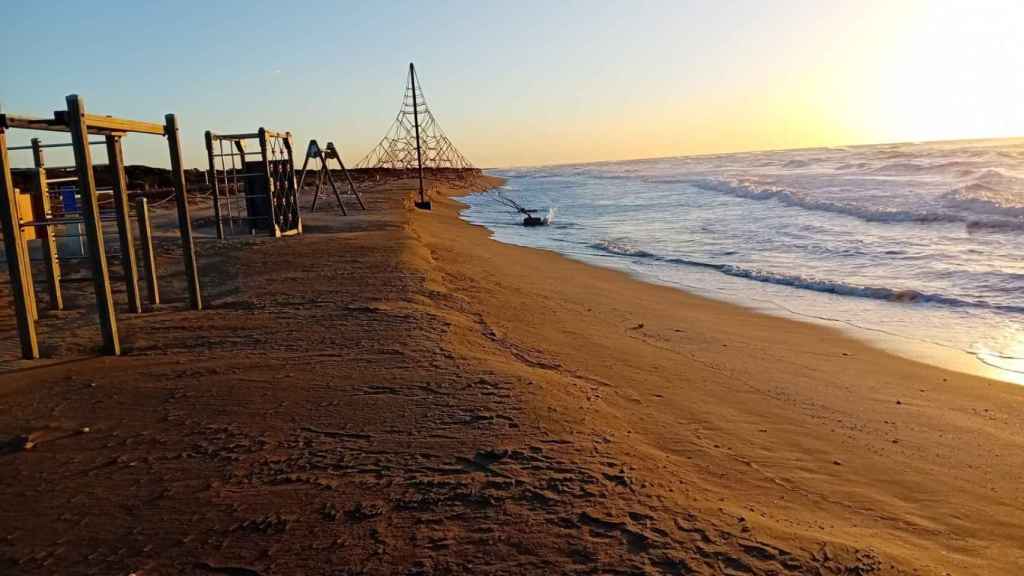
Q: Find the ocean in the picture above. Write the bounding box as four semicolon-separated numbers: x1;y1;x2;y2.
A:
460;138;1024;383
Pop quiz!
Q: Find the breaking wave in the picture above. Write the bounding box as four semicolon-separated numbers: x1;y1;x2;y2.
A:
691;176;1024;229
590;239;1024;313
477;139;1024;372
691;178;957;224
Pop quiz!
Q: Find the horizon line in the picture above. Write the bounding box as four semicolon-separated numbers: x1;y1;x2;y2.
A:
481;133;1024;172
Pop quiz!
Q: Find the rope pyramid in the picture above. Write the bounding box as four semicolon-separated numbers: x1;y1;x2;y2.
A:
356;65;473;170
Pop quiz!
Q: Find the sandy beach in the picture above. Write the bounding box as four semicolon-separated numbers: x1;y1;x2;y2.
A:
1;174;1022;575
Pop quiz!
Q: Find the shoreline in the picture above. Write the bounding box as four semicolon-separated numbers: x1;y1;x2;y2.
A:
1;174;1022;574
454;183;1024;387
419;179;1024;574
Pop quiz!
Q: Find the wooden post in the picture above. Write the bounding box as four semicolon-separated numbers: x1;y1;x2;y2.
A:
283;133;302;234
0;125;40;358
67;94;120;355
30;139;63;311
106;135;142;314
19;199;38;324
135;198;160;306
204;131;224;240
164;113;202;310
257;128;280;237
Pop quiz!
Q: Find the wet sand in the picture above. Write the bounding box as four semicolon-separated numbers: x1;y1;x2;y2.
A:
1;174;1022;575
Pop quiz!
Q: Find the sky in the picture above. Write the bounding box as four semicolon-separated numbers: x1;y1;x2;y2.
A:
2;0;1023;169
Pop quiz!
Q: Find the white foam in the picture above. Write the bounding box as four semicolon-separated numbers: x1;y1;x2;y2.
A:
465;137;1024;371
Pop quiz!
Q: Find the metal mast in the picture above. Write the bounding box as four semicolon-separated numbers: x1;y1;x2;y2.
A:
356;63;474;172
410;63;426;205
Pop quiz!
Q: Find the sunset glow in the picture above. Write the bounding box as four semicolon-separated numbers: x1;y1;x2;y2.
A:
3;1;1022;167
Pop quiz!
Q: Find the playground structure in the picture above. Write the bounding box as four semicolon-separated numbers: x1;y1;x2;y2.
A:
296;139;365;214
356;63;474;172
1;72;473;362
357;63;476;209
0;94;202;359
204;129;302;240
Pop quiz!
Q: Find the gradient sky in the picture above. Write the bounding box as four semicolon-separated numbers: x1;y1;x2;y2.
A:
2;0;1022;169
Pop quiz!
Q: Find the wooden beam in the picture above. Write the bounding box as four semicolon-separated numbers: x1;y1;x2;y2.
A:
0;126;40;359
67;94;120;355
208;129;289;141
209;131;261;141
106;135;142;314
85;114;165;135
30;138;63;311
4;113;130;137
15;190;39;323
135;198;160;306
164;113;202;310
204;131;224;240
283;133;302;234
1;114;68;133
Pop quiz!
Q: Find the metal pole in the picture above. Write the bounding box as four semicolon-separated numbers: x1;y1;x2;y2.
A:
330;143;366;210
297;140;316;210
106;135;142;314
233;140;245;234
410;62;427;206
31;138;63;311
320;149;347;215
67;94;120;355
135;198;159;306
313;163;326;212
164;113;202;310
0;124;39;358
204;131;224;240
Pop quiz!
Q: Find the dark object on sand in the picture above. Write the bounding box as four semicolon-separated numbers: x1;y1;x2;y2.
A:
415;200;432;210
493;191;549;227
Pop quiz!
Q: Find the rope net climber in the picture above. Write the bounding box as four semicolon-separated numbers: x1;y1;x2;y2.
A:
356;64;473;170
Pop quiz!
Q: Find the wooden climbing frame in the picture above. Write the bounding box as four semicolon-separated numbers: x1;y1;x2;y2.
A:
0;94;202;360
204;128;302;239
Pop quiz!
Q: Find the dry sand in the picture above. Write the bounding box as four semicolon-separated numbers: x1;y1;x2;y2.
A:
1;174;1022;575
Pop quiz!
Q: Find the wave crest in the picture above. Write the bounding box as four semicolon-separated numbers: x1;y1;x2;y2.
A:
691;178;957;224
692;177;1024;229
589;239;1024;313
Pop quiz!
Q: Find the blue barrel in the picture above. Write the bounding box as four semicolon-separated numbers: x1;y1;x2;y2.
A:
61;187;78;213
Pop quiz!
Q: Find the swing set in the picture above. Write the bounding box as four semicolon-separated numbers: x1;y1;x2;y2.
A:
296;139;365;214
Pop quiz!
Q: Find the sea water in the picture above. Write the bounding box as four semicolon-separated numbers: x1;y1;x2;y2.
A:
459;138;1024;383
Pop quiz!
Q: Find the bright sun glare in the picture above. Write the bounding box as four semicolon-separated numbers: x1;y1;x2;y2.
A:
865;1;1024;144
